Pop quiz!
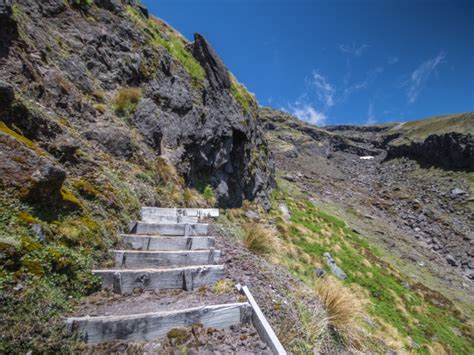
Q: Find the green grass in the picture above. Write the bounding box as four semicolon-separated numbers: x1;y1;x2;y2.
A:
126;7;205;86
389;111;474;145
229;73;257;115
0;194;101;352
269;187;474;353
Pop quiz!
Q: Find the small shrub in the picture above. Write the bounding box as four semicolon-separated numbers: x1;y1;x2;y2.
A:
202;184;216;206
243;222;276;255
70;0;93;11
112;87;142;118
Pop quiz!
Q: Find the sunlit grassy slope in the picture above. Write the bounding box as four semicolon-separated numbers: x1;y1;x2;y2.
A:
221;176;474;353
388;111;474;145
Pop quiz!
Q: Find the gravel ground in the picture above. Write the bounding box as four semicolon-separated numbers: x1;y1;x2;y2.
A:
74;287;242;317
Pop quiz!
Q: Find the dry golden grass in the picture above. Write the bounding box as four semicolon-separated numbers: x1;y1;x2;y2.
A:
113;87;142;116
183;188;204;208
314;276;366;349
243;222;277;255
212;279;234;295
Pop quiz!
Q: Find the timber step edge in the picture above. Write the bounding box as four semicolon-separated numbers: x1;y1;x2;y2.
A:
131;222;209;236
113;249;221;268
93;265;225;293
141;207;219;218
66;302;251;344
120;234;215;251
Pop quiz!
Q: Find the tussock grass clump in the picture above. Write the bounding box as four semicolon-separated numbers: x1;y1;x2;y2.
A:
243;222;277;255
314;276;365;349
183;188;205;208
112;87;142;118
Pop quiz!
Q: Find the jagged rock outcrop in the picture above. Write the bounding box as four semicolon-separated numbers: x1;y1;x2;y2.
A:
385;133;474;172
0;0;274;209
192;33;231;90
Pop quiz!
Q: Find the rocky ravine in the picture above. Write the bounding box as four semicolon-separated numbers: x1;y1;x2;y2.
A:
260;107;474;310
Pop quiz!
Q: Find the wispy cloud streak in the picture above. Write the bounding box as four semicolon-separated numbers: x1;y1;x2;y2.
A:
311;71;335;108
366;102;376;125
406;52;446;103
338;43;369;57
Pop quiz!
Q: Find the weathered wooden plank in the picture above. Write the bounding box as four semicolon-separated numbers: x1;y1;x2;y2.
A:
134;222;208;236
112;250;221;268
66;302;251;344
120;235;215;251
141;207;219;218
237;284;287;355
93;265;225;294
140;215;199;224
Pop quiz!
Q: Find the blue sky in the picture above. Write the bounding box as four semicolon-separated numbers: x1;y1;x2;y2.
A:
142;0;474;126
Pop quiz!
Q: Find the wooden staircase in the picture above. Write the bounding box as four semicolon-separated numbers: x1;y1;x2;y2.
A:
66;207;252;344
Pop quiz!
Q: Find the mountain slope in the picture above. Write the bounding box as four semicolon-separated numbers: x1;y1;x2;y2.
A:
259;107;474;353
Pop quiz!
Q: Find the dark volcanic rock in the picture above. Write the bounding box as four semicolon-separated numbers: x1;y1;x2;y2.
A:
94;0;123;13
83;125;134;159
192;33;231;90
0;0;12;17
0;80;14;114
0;131;66;202
0;0;274;210
132;98;163;153
386;133;474;172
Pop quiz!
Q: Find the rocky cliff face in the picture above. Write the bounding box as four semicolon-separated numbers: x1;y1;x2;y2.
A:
0;0;274;209
0;2;275;350
385;132;474;172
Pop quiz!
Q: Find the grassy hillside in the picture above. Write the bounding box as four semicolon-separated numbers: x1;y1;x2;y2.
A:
388;111;474;145
219;176;474;353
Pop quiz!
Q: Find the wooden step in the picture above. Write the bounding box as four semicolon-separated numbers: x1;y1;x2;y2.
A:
93;265;225;294
113;249;221;268
141;207;219;219
132;222;208;236
140;215;199;224
120;234;215;251
66;302;251;344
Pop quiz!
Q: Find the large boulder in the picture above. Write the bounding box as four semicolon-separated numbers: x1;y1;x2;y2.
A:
0;129;66;202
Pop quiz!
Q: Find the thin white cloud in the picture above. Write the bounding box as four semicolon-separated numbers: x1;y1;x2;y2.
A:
407;52;446;104
311;71;335;108
290;102;327;126
339;43;369;57
388;56;399;65
343;67;383;97
366;102;376;125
